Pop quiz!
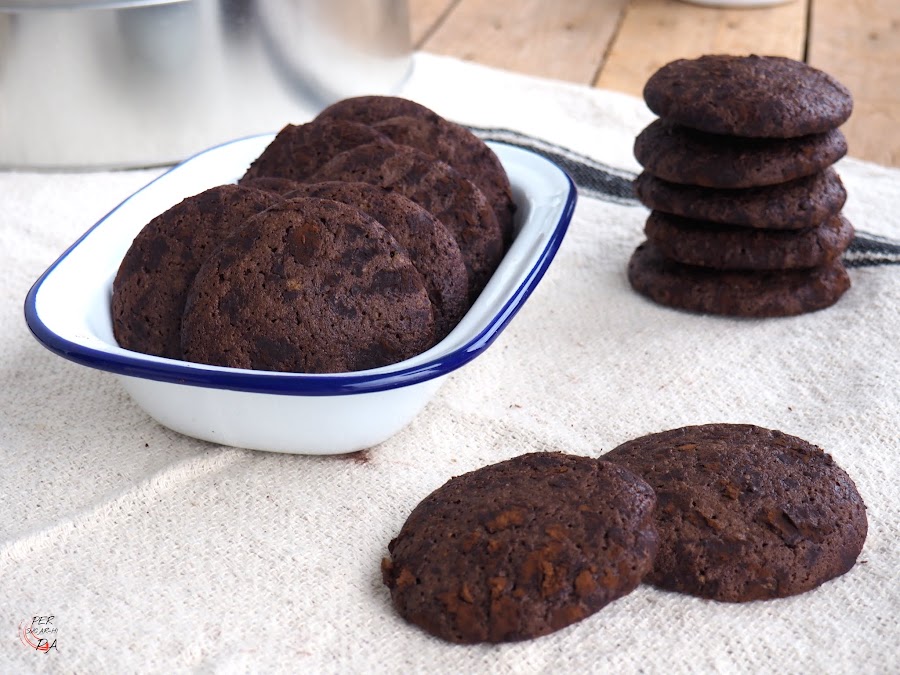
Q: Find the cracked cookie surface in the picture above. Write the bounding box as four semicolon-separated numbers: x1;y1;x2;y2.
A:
112;184;280;359
181;197;435;373
382;452;658;643
603;424;867;602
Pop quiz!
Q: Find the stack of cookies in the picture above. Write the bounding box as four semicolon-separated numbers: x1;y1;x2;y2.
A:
112;96;515;374
628;55;855;317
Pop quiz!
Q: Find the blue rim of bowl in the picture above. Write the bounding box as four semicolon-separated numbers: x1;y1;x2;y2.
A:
24;138;577;396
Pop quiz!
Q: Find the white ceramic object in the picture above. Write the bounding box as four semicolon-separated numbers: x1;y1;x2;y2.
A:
25;137;576;454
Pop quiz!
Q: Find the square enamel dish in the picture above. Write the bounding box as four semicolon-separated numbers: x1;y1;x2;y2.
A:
25;136;576;455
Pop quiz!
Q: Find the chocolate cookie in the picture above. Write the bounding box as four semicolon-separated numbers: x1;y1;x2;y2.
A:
310;141;504;300
181;197;435;373
382;452;658;643
643;55;853;138
634;169;848;230
627;241;851;317
603;424;867;602
317;97;516;248
644;211;854;271
239;120;390;184
239;176;305;196
372;115;516;247
112;184;281;359
286;182;469;339
634;120;848;189
315;95;429;126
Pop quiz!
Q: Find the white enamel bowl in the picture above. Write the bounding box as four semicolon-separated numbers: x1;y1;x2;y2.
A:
25;137;577;454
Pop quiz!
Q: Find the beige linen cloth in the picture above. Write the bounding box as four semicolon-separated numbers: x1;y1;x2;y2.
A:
2;53;898;673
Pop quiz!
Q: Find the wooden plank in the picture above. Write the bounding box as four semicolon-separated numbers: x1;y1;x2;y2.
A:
418;0;630;84
808;0;900;167
596;0;807;97
408;0;459;47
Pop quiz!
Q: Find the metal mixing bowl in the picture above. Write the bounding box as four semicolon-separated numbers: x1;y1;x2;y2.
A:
0;0;411;168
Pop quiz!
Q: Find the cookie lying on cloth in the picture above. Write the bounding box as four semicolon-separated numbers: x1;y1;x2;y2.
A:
603;424;867;602
382;452;658;643
112;184;280;359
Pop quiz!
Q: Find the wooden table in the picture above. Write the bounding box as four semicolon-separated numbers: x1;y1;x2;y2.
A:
410;0;900;168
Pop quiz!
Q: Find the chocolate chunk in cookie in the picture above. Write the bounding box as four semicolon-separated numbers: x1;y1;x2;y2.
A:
643;55;853;138
627;241;851;317
382;452;658;643
181;197;435;373
634;120;847;189
112;184;281;359
603;424;867;602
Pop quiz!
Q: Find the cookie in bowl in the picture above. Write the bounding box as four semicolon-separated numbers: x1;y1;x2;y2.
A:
111;184;281;360
180;197;436;373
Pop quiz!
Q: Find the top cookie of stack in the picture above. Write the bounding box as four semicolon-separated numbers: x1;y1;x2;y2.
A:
628;55;855;318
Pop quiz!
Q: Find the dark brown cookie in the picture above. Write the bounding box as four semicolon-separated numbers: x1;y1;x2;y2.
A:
239;176;305;196
634;120;848;189
317;97;516;249
181;197;435;373
627;241;851;317
238;120;390;184
310;140;504;300
603;424;867;602
644;211;855;271
286;181;469;339
112;184;281;359
634;168;847;230
382;452;658;643
315;95;429;125
643;55;853;138
372;115;516;247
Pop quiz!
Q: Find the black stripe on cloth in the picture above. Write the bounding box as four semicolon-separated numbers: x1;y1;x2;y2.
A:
845;232;900;268
469;126;638;204
470;125;900;269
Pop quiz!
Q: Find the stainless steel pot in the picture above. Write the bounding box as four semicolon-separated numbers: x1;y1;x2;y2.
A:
0;0;411;168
